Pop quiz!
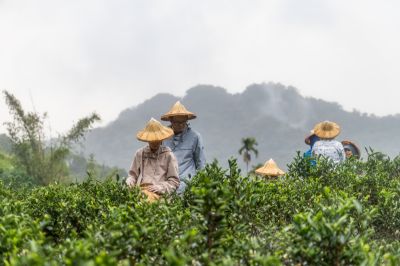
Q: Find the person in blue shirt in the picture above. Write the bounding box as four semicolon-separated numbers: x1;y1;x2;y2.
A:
161;101;206;193
304;130;319;166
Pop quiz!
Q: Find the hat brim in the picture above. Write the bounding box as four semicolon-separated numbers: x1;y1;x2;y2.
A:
255;167;285;177
313;122;341;139
305;134;313;145
161;113;197;121
305;130;316;145
136;128;174;142
315;130;340;139
342;140;361;157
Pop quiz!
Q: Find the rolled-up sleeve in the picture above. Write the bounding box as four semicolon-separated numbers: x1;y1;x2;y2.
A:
194;134;206;170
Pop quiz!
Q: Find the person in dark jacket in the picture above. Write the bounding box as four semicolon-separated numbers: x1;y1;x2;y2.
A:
304;130;320;166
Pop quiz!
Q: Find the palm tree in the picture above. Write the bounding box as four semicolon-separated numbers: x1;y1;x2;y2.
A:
238;137;259;174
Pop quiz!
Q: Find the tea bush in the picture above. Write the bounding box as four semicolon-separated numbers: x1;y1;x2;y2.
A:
1;152;400;265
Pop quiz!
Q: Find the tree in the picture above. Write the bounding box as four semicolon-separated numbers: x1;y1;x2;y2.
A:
238;137;258;174
3;90;100;185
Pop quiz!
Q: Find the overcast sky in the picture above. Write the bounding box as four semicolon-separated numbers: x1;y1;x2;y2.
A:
0;0;399;134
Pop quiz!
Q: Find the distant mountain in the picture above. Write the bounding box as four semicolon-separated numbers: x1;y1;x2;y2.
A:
82;83;400;171
0;134;12;153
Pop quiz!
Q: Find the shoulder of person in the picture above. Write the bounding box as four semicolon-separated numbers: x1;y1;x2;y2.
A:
163;137;172;143
161;146;178;161
313;140;323;146
187;127;202;139
160;145;173;153
334;140;345;147
135;146;147;155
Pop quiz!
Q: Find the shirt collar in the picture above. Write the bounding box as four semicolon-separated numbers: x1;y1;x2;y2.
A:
175;126;190;137
145;145;162;154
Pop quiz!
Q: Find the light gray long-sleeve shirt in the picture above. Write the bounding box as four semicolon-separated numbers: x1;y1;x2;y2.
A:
312;139;346;164
163;127;206;193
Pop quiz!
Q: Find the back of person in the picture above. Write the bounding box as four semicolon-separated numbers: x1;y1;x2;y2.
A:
312;139;345;164
311;121;345;164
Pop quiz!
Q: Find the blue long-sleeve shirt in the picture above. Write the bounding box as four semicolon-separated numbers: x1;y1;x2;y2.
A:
163;127;206;193
304;134;319;166
304;149;317;166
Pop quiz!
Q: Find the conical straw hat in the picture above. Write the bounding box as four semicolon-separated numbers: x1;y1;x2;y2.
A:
161;101;196;121
255;159;285;177
305;130;315;145
341;140;361;158
136;118;174;142
313;121;341;139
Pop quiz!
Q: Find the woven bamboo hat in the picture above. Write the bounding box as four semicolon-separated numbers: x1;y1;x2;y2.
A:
136;118;174;142
305;130;315;145
342;140;361;158
161;101;197;121
255;159;285;177
313;121;341;139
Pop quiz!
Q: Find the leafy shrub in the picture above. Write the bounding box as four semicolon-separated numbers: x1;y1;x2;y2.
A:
281;189;375;265
1;152;400;265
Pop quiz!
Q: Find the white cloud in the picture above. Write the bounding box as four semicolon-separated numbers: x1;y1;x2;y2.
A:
0;0;399;134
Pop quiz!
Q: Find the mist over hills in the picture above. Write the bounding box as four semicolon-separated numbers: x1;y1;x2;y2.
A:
81;83;400;171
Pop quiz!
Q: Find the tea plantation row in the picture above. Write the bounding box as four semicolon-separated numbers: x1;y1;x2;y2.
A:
1;152;400;265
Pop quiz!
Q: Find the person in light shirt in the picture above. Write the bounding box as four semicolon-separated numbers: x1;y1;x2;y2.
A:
126;118;180;201
312;121;346;164
161;101;206;193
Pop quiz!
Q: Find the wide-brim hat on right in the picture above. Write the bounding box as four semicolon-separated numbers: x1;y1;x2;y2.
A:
342;140;361;158
255;159;285;177
161;101;197;121
313;121;341;139
136;118;174;142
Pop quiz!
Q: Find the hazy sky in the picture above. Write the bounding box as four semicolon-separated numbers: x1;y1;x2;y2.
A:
0;0;399;134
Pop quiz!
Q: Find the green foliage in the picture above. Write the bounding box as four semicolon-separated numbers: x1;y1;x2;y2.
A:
281;190;375;265
1;152;400;265
2;90;100;185
0;150;13;171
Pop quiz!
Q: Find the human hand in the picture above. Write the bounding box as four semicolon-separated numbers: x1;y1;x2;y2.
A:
126;176;136;188
146;184;164;194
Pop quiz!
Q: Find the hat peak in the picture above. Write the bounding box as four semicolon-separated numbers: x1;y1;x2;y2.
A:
136;118;173;142
161;100;197;121
255;158;285;177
